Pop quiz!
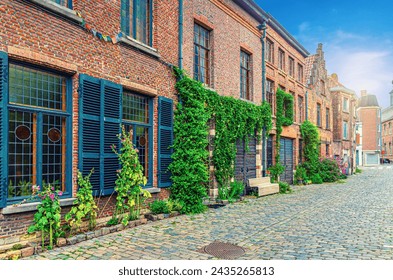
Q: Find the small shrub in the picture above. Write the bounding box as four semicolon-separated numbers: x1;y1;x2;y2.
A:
318;158;341;182
229;181;245;200
338;173;347;180
269;163;285;183
65;170;98;232
294;165;307;185
166;199;184;213
106;217;119;226
355;167;362;174
279;181;292;194
149;200;170;214
311;174;323;184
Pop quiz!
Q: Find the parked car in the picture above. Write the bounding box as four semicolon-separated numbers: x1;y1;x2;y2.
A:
380;158;391;164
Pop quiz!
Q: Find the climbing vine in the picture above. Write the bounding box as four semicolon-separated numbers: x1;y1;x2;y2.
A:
170;68;272;213
300;120;320;176
269;88;294;181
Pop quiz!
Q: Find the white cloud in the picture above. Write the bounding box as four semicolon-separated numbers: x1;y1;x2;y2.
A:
294;26;393;108
324;45;393;108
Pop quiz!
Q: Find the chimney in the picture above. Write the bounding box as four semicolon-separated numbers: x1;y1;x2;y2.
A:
361;90;367;97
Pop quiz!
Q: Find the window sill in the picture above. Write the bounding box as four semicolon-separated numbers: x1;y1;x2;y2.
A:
28;0;83;24
145;187;161;194
239;98;256;105
119;36;160;59
2;198;76;215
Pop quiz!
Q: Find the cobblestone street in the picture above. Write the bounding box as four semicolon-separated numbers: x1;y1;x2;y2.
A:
26;166;393;260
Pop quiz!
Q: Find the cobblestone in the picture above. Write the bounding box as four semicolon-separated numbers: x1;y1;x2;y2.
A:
24;166;393;260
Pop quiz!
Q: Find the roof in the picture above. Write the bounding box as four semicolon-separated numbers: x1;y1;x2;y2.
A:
382;106;393;122
329;86;356;95
304;55;316;84
359;94;379;107
233;0;310;57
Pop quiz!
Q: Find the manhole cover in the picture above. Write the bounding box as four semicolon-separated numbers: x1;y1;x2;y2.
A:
199;241;245;259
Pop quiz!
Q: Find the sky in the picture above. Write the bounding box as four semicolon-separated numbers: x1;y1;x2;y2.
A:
255;0;393;108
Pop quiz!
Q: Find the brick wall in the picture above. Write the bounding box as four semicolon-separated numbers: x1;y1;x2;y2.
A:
0;0;179;237
359;107;380;151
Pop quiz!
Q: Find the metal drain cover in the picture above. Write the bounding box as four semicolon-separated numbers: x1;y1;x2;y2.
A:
199;241;245;259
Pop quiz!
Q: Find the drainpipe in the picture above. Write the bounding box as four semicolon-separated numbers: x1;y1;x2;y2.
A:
305;90;308;121
258;20;268;177
178;0;183;70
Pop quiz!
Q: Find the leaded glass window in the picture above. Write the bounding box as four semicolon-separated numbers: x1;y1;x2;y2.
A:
7;64;70;202
194;23;210;85
122;91;152;184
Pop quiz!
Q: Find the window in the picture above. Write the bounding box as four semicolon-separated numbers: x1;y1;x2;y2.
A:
326;144;330;157
343;121;348;139
6;63;72;203
121;0;153;46
266;79;274;114
278;48;285;70
266;38;274;63
193;23;211;85
240;51;251;100
288;57;295;77
343;97;349;112
317;103;321;127
122;92;153;183
298;95;304;123
320;80;325;95
290;91;295;121
326;108;330;129
50;0;72;8
297;63;303;83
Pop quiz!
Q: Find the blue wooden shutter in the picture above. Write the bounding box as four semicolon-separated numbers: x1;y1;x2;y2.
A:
102;80;122;194
79;74;102;195
79;75;121;196
0;51;8;208
120;0;130;36
158;97;173;187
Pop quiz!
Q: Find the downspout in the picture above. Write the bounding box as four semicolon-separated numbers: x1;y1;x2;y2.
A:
178;0;183;70
305;90;308;121
258;20;268;177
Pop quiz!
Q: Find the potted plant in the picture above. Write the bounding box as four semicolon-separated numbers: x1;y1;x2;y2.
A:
294;165;307;185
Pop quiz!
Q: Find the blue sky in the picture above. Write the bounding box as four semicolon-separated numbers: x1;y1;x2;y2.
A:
256;0;393;108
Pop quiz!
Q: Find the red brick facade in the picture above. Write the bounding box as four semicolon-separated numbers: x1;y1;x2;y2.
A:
328;73;358;173
0;0;178;238
305;44;333;158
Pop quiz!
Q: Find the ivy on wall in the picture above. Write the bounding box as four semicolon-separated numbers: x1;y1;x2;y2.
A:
170;68;272;213
300;120;320;175
269;88;294;182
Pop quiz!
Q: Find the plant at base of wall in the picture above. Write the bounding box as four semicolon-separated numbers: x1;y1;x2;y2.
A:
112;126;151;226
27;184;63;250
294;165;308;185
268;163;285;183
65;169;98;234
279;181;292;194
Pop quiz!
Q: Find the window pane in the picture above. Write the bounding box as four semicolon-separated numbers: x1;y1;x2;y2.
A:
51;0;69;8
42;114;66;191
8;111;35;199
240;51;251;100
194;23;210;85
123;91;150;123
9;64;66;111
135;0;150;45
